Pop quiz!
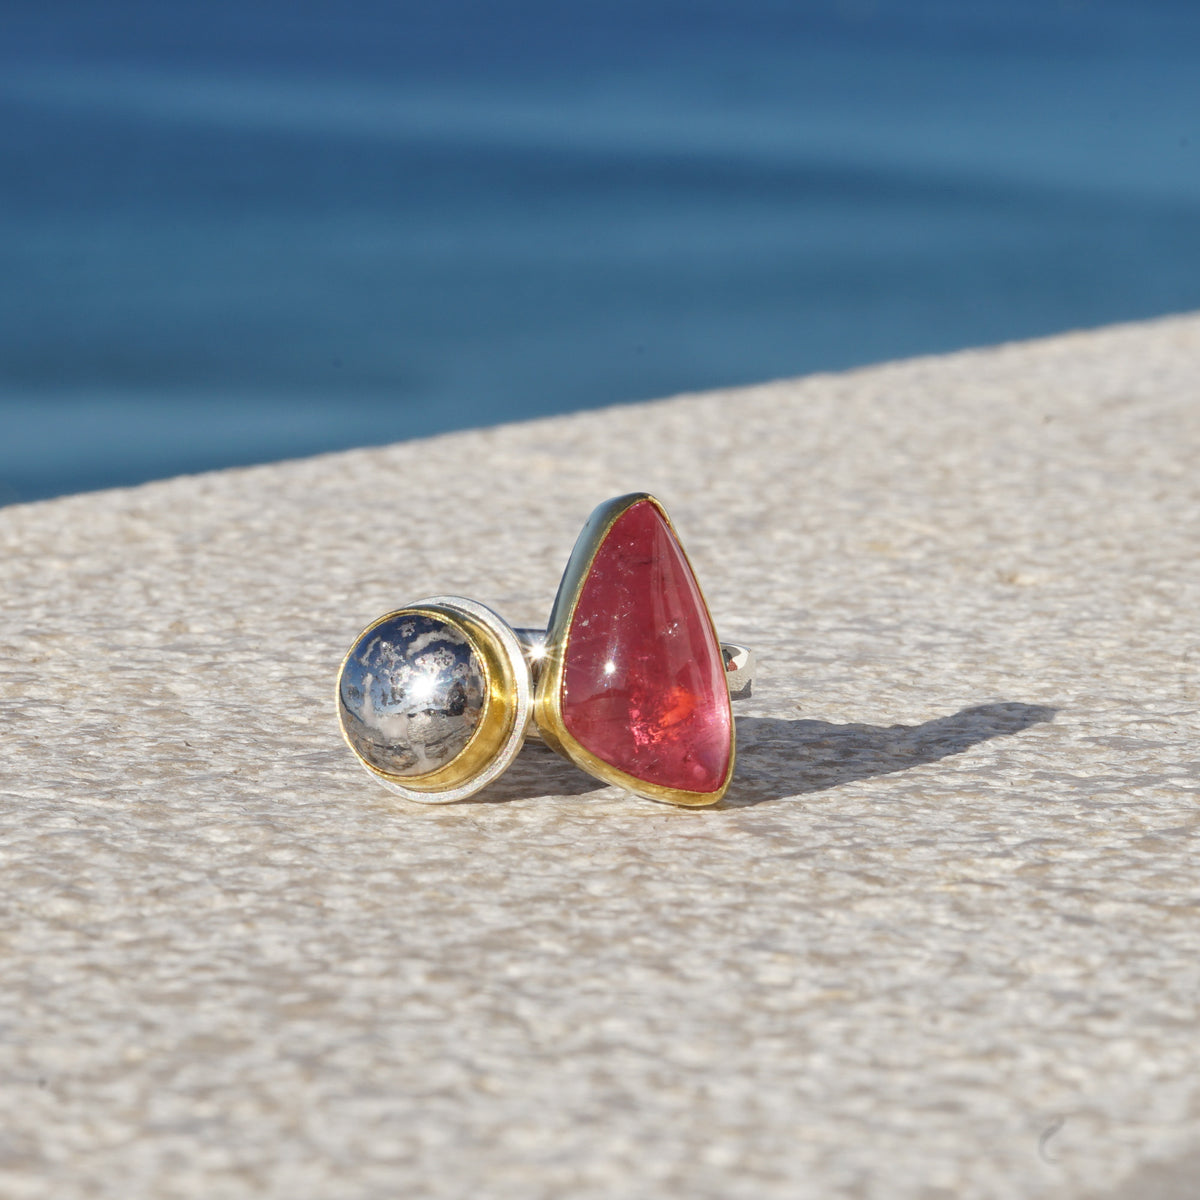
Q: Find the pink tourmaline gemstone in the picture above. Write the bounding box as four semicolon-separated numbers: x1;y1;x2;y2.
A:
561;500;732;793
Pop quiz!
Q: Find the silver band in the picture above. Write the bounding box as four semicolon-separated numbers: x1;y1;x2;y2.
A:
513;629;755;700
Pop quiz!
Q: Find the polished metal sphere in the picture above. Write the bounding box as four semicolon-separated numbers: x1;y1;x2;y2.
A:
337;612;486;777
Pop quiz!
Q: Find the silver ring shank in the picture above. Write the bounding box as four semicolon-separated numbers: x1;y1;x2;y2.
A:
512;629;755;700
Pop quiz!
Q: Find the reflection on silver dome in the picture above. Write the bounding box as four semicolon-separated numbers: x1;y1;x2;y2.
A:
338;613;486;777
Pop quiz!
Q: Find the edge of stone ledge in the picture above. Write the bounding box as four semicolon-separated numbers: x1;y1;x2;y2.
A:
4;309;1199;518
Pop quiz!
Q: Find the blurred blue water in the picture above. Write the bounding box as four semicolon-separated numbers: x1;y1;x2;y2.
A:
2;0;1199;502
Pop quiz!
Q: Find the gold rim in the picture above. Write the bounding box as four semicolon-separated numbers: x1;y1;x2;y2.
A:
534;493;735;807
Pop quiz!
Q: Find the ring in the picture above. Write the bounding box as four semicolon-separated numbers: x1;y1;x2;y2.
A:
336;493;753;807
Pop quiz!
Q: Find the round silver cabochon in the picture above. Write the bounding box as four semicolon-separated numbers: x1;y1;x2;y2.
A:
337;597;531;803
339;611;485;777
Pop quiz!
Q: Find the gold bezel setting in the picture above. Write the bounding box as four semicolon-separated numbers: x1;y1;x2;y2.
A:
533;493;736;807
336;596;531;804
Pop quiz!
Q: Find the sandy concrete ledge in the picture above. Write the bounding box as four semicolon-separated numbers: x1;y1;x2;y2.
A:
1;315;1198;1200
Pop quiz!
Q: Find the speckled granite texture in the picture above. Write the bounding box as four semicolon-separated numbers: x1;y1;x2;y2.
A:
2;315;1199;1200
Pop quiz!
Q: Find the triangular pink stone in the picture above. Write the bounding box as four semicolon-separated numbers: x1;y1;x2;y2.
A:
560;500;732;794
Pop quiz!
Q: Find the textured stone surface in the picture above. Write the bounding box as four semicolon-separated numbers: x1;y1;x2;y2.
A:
1;314;1198;1199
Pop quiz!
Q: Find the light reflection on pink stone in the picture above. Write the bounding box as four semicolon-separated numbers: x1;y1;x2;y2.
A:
561;500;732;793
